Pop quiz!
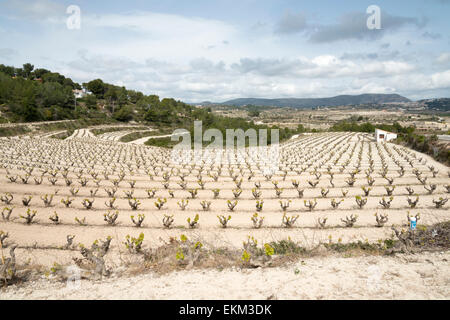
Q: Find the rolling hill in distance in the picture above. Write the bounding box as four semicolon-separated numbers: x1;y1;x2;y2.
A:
196;93;411;108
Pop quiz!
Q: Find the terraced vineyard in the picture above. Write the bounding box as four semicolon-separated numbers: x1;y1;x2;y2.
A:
95;129;150;142
0;132;448;277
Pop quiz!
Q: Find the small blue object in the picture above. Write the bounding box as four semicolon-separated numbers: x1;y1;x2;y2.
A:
410;220;417;230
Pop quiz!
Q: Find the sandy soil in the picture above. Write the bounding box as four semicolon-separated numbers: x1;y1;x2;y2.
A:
0;131;448;299
1;251;448;299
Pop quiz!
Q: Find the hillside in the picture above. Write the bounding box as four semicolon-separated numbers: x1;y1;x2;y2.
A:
0;63;303;142
0;63;191;125
418;98;450;111
221;93;410;108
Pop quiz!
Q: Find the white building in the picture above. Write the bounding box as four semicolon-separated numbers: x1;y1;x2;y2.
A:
73;88;91;99
375;128;397;143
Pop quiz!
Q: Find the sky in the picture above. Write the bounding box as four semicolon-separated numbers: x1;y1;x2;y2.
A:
0;0;449;102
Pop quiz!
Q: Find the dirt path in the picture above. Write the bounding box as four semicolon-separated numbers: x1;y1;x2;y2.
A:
130;132;188;144
0;120;76;128
97;130;146;142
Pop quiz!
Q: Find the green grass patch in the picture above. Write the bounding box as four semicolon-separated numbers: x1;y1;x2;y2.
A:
268;239;307;255
144;136;177;148
0;125;31;137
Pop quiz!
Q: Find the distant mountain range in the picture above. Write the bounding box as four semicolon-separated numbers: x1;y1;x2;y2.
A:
218;94;410;108
195;93;411;109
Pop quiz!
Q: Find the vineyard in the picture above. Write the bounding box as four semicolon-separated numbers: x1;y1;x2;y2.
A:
0;131;449;286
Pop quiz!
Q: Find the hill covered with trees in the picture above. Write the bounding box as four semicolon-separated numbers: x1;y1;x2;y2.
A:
0;63;301;143
419;98;450;112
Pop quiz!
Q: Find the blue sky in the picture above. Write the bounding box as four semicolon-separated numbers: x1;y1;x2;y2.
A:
0;0;449;101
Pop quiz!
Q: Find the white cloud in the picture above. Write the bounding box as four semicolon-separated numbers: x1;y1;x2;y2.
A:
436;52;450;64
45;49;432;102
1;1;449;101
431;69;450;88
229;55;414;79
